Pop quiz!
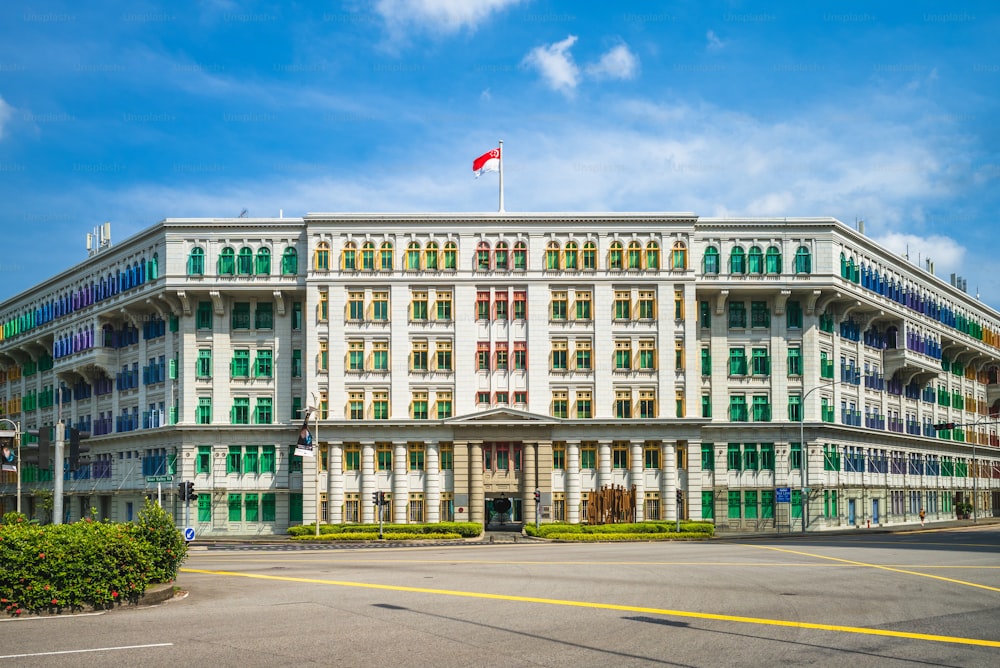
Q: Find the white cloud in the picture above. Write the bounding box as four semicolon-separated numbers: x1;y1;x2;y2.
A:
521;35;580;95
585;44;639;81
0;96;12;140
706;29;725;51
375;0;524;35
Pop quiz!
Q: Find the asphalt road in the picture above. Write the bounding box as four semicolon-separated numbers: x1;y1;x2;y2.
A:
2;525;999;667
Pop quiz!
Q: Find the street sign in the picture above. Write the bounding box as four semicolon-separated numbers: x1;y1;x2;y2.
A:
184;527;195;541
776;487;791;503
146;475;173;483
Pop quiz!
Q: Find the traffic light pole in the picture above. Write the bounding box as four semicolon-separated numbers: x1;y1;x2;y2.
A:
53;422;64;525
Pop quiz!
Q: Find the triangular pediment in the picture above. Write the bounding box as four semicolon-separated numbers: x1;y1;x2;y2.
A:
445;407;557;424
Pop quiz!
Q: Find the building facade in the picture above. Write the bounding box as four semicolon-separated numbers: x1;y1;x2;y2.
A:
1;212;997;534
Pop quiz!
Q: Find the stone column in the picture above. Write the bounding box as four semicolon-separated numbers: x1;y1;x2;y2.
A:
567;441;581;524
425;440;440;523
663;441;677;522
469;441;484;525
597;440;612;489
361;441;376;523
523;441;537;525
329;441;344;524
630;440;644;522
392;441;408;523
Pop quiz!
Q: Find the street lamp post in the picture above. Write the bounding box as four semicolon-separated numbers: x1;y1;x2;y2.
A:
799;378;850;533
310;393;321;537
0;419;21;514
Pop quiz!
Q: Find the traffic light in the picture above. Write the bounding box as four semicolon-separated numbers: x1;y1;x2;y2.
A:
933;422;956;431
378;491;386;506
533;489;540;504
178;481;187;501
186;481;197;501
676;489;683;505
372;491;380;506
68;428;90;471
37;426;50;466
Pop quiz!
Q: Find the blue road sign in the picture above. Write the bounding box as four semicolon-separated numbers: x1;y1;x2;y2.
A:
776;487;791;503
184;527;196;541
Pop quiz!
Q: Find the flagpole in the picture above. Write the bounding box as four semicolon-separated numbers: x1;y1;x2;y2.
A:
498;139;504;214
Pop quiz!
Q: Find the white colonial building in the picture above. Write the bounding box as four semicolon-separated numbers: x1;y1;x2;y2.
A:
0;212;997;535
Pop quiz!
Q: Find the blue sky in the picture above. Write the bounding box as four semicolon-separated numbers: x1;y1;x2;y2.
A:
1;1;999;308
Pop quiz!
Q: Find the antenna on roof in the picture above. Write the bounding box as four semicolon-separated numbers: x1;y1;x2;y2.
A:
239;209;248;218
86;222;112;257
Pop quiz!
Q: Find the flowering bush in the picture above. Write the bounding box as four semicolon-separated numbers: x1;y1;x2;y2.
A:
0;504;187;616
136;499;188;583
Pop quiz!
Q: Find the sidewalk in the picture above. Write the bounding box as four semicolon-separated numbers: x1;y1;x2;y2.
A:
712;516;1000;540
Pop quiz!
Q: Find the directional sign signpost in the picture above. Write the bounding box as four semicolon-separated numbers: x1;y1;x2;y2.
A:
145;475;173;483
184;527;195;542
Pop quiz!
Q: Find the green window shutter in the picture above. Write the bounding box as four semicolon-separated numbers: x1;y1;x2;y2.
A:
197;495;211;522
228;494;242;522
169;357;178;379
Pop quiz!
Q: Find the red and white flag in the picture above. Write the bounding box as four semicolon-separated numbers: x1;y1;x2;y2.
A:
473;147;501;177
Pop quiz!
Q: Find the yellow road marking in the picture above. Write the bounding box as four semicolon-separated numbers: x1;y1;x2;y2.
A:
181;567;1000;648
743;544;1000;593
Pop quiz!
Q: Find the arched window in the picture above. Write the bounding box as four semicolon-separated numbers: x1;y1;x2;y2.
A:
609;241;624;270
477;241;492;270
747;246;764;274
256;247;271;275
443;241;458;270
361;241;376;270
627;240;642;269
314;242;330;271
188;247;205;275
545;241;561;270
406;242;421;270
237;247;254;275
729;246;746;274
218;247;235;275
765;246;781;274
341;242;356;270
671;241;687;270
512;241;527;271
495;241;509;270
564;240;578;270
425;241;439;270
379;241;393;270
148;253;159;280
794;246;811;274
582;240;597;270
646;241;660;270
281;247;297;275
703;246;720;274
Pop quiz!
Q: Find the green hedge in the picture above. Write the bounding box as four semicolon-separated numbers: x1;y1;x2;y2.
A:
288;522;481;539
524;521;714;540
0;501;188;616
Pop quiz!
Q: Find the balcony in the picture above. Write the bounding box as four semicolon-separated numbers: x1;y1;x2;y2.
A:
883;347;941;385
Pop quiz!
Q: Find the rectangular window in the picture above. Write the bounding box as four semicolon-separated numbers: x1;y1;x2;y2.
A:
788;394;802;422
254;397;272;424
752;395;770;421
253;350;273;378
639;389;657;419
231;349;250;377
615;389;632;418
728;347;747;376
436;391;453;419
787;347;802;376
197;494;211;522
674;290;684;320
614;339;632;370
254;303;273;329
699;300;711;328
761;443;775;471
580;443;597;469
787;301;802;329
228;493;242;522
243;446;259;475
196;445;211;474
495;292;508;320
638;291;656;319
411;340;428;372
409;444;425;471
551;291;568;320
644;443;660;469
700;348;711;376
790;442;802;469
513;342;527;370
231;302;251;330
347;292;364;320
552;442;566;469
728;490;741;519
376;443;392;471
744;490;758;519
751;301;770;328
551;390;568;418
440;443;454;470
291;349;302;378
231;397;249;424
512;290;527;320
435;340;453;371
196;301;213;329
551;340;568;370
477;342;491;370
292;301;302;330
412;391;428;419
574;339;592;370
751;348;770;376
318;341;328;372
638;339;656;370
372;391;389;419
575;291;592;320
411;291;428;321
476;291;491;320
575;390;592;418
701;394;712;418
372;292;389;321
372;340;389;371
262;493;276;522
728;301;746;328
226;445;242;474
197;397;212;424
701;443;715;470
727;443;742;471
344;444;361;470
348;391;364;420
196;349;212;378
614;291;631;320
514;391;527;405
612;442;629;469
435;292;452;320
495;342;508;370
260;445;276;474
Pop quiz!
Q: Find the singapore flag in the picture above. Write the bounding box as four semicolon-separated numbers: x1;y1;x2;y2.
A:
472;147;501;177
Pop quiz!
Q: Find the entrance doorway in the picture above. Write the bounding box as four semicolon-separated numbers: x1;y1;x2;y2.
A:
848;499;856;525
485;496;522;528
